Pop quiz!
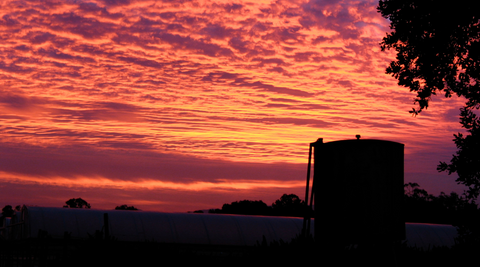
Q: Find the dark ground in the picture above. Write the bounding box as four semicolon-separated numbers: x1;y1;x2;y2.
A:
1;236;478;267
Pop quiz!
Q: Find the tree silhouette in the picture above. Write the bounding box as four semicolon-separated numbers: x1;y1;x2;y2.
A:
115;205;138;210
208;208;221;214
1;205;14;218
271;194;309;217
404;183;431;201
378;0;480;200
64;198;91;209
220;200;271;216
272;193;303;207
209;194;310;217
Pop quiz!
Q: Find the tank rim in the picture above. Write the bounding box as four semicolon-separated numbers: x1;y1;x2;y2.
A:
314;139;404;146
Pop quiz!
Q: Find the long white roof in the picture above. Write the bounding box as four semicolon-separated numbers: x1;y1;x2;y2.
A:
22;206;309;246
7;206;458;249
405;223;458;249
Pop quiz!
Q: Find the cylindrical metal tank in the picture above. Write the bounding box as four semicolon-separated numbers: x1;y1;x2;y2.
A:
313;138;405;243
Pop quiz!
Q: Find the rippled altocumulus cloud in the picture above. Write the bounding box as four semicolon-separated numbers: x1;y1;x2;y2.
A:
0;0;466;211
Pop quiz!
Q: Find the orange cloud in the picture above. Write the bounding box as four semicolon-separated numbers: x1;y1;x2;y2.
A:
0;0;468;211
0;172;304;192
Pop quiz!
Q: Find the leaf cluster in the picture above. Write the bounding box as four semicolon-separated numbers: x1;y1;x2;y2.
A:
378;0;480;114
379;0;480;201
438;108;480;199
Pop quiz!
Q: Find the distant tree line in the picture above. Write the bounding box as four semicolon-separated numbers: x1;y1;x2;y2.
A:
197;186;480;225
200;193;312;217
2;187;479;224
61;198;138;210
403;183;480;249
1;199;139;225
403;183;478;225
115;205;138;210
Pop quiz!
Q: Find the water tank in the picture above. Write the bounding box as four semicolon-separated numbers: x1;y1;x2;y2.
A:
313;138;405;243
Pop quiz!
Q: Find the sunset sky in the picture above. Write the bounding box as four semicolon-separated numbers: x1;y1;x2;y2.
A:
0;0;468;212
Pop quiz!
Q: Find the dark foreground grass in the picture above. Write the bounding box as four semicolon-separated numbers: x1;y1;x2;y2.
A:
1;236;478;267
